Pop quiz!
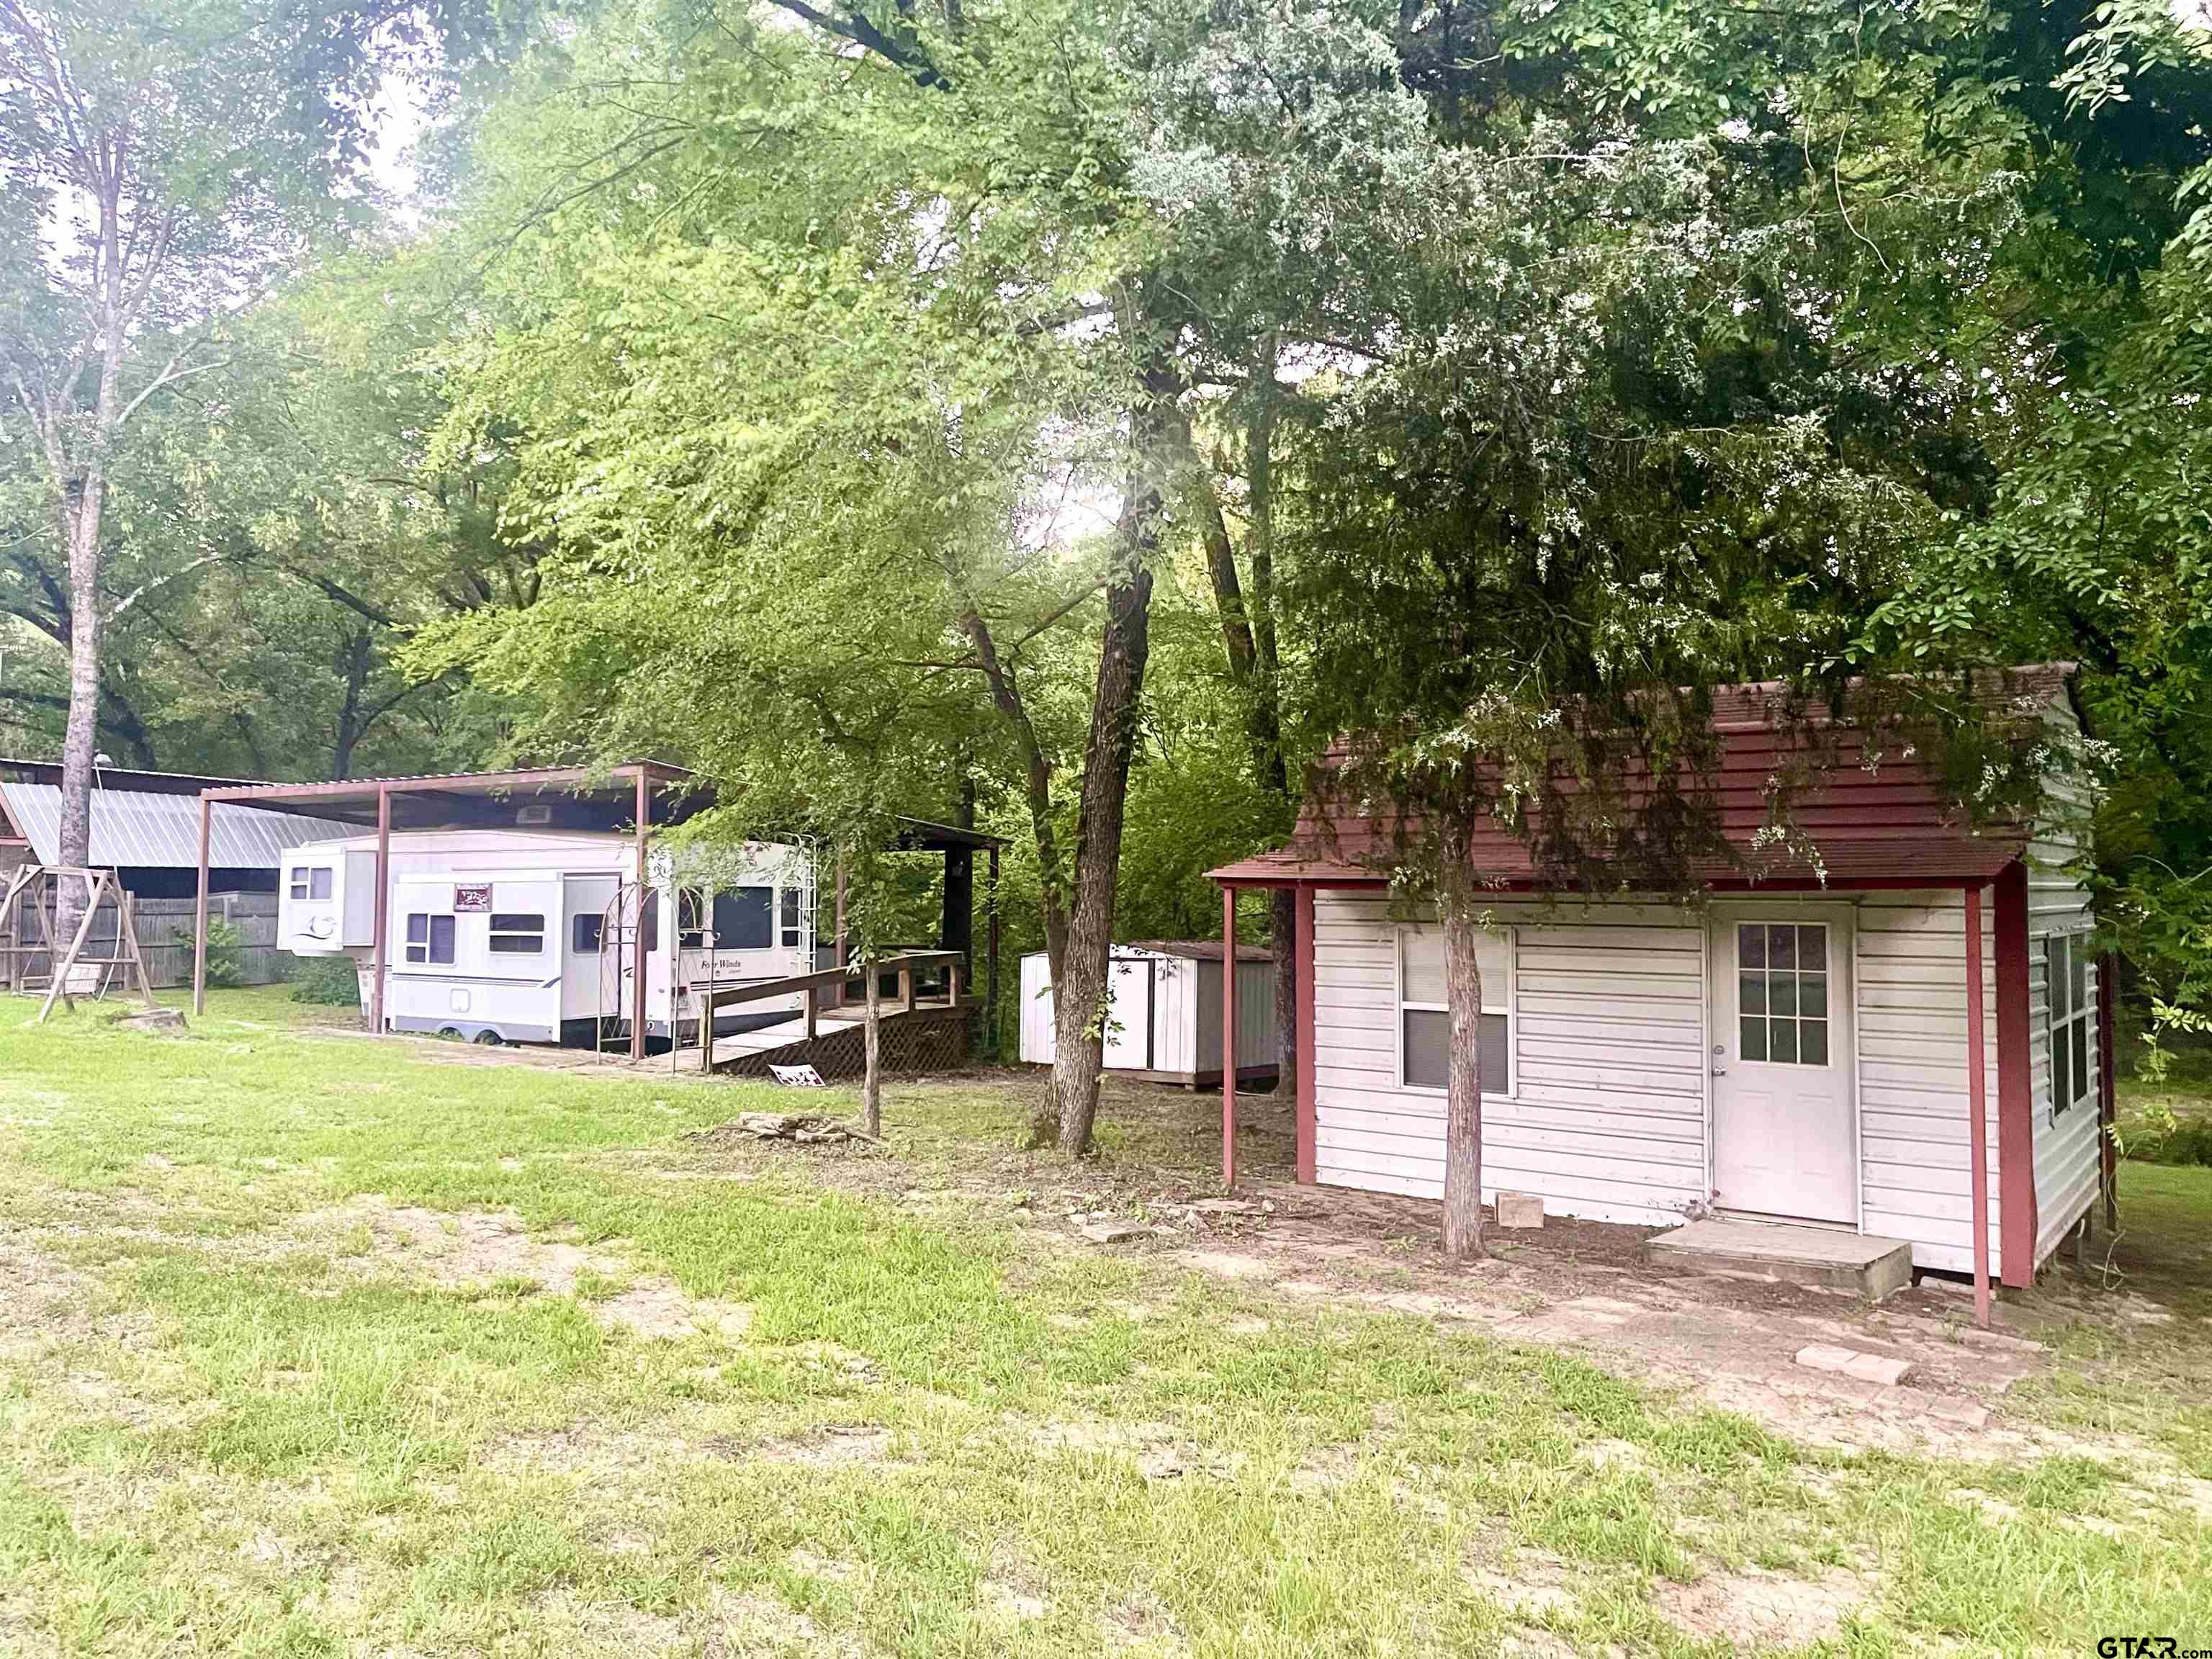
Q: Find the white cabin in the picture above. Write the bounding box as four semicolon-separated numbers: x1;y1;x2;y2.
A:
278;829;813;1046
1209;667;2108;1291
1018;941;1277;1087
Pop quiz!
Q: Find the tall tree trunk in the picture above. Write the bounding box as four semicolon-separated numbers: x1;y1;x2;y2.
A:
862;961;882;1137
1036;356;1171;1154
1437;837;1488;1262
55;480;108;943
332;625;374;781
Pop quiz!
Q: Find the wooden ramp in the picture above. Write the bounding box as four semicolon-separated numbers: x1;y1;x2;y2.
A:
709;996;974;1079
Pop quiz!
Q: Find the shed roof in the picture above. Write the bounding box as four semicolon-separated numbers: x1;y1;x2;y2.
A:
1211;665;2081;891
0;782;356;871
1122;939;1272;963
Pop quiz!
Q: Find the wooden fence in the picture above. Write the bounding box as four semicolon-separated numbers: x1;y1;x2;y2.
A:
1;891;284;990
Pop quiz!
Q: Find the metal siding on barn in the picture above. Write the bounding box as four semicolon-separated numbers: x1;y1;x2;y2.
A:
0;783;351;870
1310;894;1707;1223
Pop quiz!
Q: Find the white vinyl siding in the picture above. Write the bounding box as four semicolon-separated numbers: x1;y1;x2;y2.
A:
2027;703;2102;1269
1313;894;1707;1224
1855;890;2001;1274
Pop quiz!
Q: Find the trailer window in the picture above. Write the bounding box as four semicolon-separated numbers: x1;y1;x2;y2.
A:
289;866;333;901
707;886;770;950
639;891;659;953
779;887;802;949
405;913;454;965
489;913;546;956
572;914;603;954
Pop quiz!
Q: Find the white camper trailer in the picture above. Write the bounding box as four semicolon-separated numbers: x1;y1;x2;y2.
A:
277;829;813;1047
1018;940;1277;1087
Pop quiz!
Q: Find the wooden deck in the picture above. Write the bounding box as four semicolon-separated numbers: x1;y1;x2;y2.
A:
708;994;975;1079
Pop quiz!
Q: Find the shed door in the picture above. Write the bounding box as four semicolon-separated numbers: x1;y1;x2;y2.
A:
1711;915;1856;1224
1104;956;1154;1071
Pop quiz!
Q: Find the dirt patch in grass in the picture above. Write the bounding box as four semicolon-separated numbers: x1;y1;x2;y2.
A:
703;1586;858;1657
745;1424;905;1469
1652;1563;1872;1648
284;1197;754;1340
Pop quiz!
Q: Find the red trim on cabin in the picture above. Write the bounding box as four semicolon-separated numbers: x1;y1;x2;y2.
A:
1964;886;1994;1328
1295;884;1316;1184
1221;886;1238;1190
1995;861;2038;1287
2098;951;2118;1232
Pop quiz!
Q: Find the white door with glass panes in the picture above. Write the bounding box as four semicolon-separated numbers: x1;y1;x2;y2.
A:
1711;915;1856;1223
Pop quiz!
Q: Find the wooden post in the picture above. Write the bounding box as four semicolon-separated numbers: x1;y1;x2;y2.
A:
192;796;211;1017
700;989;714;1074
631;768;648;1062
370;785;391;1035
1965;884;1992;1329
986;846;1000;1059
802;984;818;1040
37;868;109;1022
1222;885;1238;1190
1295;884;1316;1184
948;959;961;1009
898;961;914;1014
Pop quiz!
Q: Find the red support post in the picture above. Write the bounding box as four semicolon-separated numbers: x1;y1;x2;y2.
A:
1295;884;1316;1184
1221;884;1238;1190
1995;861;2037;1287
1965;884;1992;1328
631;768;649;1062
192;795;211;1017
370;785;391;1035
2098;950;2118;1232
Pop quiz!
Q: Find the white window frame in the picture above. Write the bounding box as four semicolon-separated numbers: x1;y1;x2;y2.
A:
1394;922;1514;1099
487;912;547;958
2044;932;2096;1120
289;864;333;902
1734;919;1837;1071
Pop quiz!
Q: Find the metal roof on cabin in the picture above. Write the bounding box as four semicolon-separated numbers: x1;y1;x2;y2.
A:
0;783;356;870
1210;665;2080;890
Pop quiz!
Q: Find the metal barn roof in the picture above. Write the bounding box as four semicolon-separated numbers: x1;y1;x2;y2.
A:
0;782;355;870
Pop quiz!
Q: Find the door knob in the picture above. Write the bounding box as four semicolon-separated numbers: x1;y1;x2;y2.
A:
1711;1043;1727;1076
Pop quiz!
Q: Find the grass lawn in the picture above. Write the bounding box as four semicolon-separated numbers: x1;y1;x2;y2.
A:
3;993;2211;1656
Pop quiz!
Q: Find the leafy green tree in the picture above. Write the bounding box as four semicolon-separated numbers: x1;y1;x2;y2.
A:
0;0;509;924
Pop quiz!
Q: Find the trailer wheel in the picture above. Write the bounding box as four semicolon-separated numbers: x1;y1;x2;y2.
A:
471;1029;504;1047
436;1025;464;1041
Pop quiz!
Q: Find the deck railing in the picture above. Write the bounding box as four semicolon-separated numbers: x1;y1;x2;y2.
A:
695;950;965;1071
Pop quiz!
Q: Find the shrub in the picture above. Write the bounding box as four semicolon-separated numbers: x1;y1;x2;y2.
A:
288;955;363;1007
175;917;246;988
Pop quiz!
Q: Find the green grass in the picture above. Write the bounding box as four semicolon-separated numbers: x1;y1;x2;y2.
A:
2;994;2211;1655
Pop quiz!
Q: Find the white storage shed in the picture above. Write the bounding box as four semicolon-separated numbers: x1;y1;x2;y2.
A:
1017;940;1277;1087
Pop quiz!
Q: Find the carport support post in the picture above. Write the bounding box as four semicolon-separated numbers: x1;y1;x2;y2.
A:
1222;885;1238;1190
631;768;648;1062
192;795;210;1017
985;848;1000;1057
370;784;391;1035
1965;884;1992;1329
